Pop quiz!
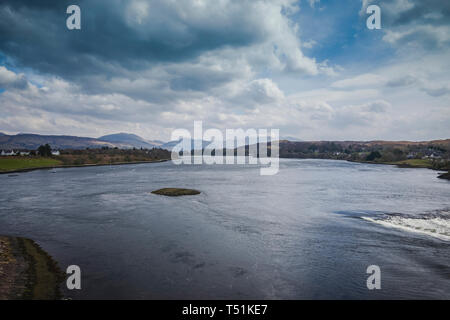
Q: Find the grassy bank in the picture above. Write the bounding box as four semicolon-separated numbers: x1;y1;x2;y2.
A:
0;236;64;300
349;158;434;168
384;159;433;168
0;148;172;174
0;157;61;173
438;171;450;180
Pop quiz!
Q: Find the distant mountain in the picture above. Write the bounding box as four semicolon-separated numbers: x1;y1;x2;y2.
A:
161;139;207;151
161;139;220;151
161;137;267;151
160;140;181;151
280;136;303;142
98;133;163;149
0;132;166;150
0;133;116;150
2;131;448;153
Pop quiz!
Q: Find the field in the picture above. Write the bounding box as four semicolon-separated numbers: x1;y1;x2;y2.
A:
57;148;170;166
0;148;172;173
0;157;61;172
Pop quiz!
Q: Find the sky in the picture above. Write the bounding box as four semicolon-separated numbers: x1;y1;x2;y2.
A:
0;0;449;141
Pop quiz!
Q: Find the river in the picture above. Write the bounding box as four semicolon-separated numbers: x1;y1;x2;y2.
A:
0;159;449;299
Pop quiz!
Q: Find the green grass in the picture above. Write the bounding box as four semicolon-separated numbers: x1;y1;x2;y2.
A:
20;238;64;300
0;236;63;299
386;159;433;168
0;157;61;172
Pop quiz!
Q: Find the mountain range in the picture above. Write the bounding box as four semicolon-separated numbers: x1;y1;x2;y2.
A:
0;132;169;150
0;132;273;151
1;132;449;153
98;133;165;149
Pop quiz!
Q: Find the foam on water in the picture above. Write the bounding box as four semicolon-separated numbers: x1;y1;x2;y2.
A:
363;210;450;241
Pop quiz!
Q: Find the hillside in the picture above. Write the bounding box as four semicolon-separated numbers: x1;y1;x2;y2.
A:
1;132;449;162
0;133;164;150
98;133;164;149
277;140;450;170
0;133;115;150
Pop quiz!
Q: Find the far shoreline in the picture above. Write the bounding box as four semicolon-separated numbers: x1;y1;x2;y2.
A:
346;159;450;179
0;158;170;175
1;157;448;181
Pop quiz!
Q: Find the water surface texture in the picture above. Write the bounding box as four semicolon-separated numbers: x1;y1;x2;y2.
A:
0;159;449;299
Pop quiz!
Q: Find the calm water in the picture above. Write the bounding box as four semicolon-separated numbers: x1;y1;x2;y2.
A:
0;159;449;299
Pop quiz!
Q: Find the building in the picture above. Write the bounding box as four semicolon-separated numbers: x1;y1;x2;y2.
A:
1;150;17;156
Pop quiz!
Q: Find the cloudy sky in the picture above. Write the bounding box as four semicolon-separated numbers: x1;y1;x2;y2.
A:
0;0;449;141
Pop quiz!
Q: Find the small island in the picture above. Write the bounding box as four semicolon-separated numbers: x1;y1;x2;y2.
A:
151;188;201;196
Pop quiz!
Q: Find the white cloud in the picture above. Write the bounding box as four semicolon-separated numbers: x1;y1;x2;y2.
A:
331;73;385;89
330;100;391;128
308;0;320;8
383;25;450;49
0;1;449;141
0;66;28;90
302;39;317;49
236;78;285;106
421;84;450;97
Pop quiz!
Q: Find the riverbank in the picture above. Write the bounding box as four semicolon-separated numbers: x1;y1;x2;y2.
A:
0;158;170;175
0;236;64;300
438;171;450;180
0;157;62;173
347;158;434;168
347;158;450;178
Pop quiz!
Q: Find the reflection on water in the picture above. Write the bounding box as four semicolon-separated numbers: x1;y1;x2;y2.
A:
0;159;449;299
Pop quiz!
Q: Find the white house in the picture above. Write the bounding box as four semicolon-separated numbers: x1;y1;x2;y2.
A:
51;150;60;156
2;150;17;156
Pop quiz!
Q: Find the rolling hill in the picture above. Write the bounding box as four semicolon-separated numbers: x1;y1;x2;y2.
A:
98;133;164;149
0;133;164;150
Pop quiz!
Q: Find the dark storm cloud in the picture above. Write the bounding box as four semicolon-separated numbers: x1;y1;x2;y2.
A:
391;0;450;27
168;65;236;92
365;0;450;26
0;0;265;79
363;0;450;50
